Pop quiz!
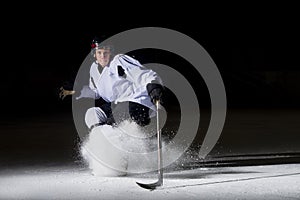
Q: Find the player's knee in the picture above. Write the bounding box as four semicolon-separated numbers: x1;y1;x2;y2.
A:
85;107;108;131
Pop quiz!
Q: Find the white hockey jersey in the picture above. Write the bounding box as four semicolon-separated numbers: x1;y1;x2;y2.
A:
86;54;163;113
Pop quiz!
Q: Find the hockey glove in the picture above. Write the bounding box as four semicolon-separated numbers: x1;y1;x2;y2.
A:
146;83;164;104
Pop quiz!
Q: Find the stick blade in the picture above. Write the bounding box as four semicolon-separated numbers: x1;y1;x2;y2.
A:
136;181;162;190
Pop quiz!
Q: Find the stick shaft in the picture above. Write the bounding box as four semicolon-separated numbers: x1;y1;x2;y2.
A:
156;100;163;183
135;100;163;190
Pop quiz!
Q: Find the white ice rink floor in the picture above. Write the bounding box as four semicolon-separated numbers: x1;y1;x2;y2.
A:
1;162;299;200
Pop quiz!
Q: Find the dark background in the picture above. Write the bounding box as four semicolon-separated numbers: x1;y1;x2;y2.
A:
2;12;300;114
1;7;300;167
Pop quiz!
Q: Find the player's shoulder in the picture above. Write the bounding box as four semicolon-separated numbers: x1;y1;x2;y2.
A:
112;53;132;60
114;54;141;64
89;61;99;73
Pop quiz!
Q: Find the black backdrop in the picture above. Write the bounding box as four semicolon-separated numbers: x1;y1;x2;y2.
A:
1;5;300;168
2;20;299;115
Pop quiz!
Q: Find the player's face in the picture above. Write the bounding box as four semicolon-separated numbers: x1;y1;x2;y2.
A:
95;48;111;67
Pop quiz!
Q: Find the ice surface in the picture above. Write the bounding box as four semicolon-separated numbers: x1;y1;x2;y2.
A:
1;163;300;199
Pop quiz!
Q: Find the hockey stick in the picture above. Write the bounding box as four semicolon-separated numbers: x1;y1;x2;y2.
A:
136;100;163;190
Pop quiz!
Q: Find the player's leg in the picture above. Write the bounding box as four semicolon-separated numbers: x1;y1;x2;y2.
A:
85;107;108;132
128;101;150;126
